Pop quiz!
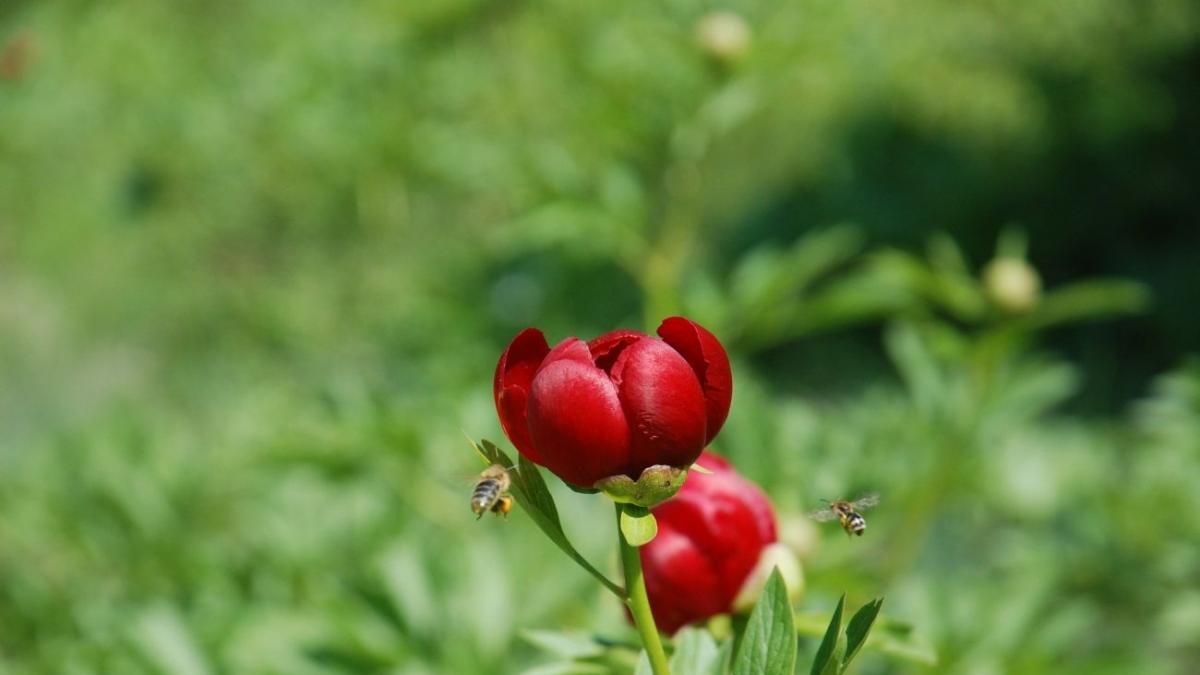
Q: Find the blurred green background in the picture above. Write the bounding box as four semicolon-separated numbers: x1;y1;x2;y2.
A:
2;1;1199;673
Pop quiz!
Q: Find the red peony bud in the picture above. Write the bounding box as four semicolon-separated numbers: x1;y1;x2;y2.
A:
493;317;733;487
640;451;779;634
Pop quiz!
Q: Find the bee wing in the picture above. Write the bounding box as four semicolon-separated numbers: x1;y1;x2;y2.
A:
851;493;880;511
808;508;839;522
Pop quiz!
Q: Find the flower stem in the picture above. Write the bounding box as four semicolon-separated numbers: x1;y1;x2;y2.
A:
617;504;672;675
556;540;627;600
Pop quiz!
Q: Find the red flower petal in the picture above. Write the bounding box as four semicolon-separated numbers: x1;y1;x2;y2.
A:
695;451;775;541
640;522;725;635
494;328;550;463
609;337;708;474
694;450;731;473
526;338;631;486
587;328;645;374
657;317;733;444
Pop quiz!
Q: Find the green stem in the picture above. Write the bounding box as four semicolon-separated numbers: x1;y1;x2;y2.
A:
617;504;672;675
554;538;627;600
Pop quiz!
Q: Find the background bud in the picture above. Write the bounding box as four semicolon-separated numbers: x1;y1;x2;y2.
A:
731;542;804;613
983;256;1042;313
640;451;778;633
694;11;752;65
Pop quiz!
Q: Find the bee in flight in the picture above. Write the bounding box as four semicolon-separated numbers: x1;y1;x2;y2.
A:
471;464;514;519
810;494;880;536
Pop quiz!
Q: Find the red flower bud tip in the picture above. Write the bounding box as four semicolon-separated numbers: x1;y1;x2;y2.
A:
493;318;733;487
639;451;778;634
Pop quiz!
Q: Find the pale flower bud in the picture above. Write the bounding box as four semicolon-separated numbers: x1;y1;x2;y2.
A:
983;257;1042;313
694;11;752;64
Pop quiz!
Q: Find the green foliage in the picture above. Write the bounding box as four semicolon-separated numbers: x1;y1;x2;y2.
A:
668;629;722;675
475;439;624;597
811;595;846;675
808;594;884;675
842;598;884;670
731;569;796;675
1;0;1199;673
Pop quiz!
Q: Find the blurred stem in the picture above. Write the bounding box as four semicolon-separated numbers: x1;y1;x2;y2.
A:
617;504;672;675
639;161;702;329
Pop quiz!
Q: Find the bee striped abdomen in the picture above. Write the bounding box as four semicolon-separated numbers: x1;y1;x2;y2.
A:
847;512;866;535
472;479;502;517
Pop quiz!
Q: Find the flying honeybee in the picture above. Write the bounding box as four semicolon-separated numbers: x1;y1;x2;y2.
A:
471;464;514;519
810;494;880;536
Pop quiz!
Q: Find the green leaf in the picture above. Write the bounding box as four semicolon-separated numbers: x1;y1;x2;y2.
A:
520;630;605;660
474;439;624;597
633;650;653;675
810;595;846;675
928;232;972;276
619;505;658;547
995;227;1029;260
716;638;735;674
519;662;610;675
842;598;884;669
732;568;796;675
670;628;722;675
130;605;212;675
1020;279;1149;330
794;612;936;667
884;321;945;416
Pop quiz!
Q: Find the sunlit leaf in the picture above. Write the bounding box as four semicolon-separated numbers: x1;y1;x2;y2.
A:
633;650;653;675
796;613;935;667
130;605;212;675
670;628;722;675
521;631;605;660
520;662;611;675
732;568;796;675
843;598;884;669
810;595;846;675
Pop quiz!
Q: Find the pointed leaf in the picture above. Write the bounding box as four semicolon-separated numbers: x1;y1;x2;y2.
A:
1020;279;1149;330
474;439;624;597
670;628;722;675
619;506;658;547
810;594;846;675
476;439;569;550
732;568;796;675
843;598;884;669
794;612;936;667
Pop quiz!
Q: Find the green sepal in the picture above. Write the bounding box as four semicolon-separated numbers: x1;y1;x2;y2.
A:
593;464;688;508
